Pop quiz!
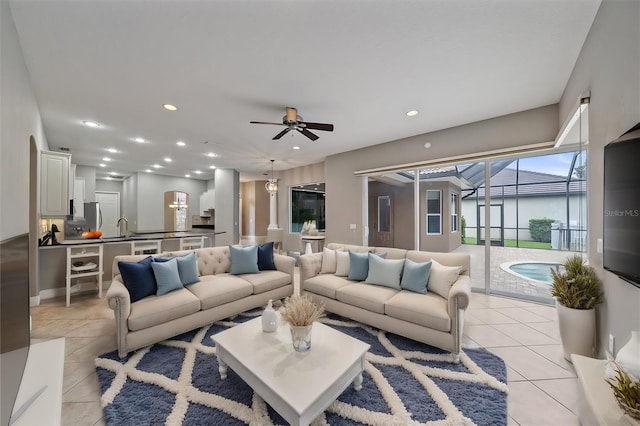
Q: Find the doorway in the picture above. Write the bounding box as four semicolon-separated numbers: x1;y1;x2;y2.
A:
96;191;120;237
369;193;393;247
477;204;504;246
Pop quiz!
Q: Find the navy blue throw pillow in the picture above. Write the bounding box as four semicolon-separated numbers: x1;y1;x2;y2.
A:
257;242;277;271
118;256;156;302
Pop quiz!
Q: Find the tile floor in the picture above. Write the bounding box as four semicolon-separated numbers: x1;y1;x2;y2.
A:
31;270;579;426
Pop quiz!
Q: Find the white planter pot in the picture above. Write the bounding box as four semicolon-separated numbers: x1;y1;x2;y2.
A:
556;301;596;361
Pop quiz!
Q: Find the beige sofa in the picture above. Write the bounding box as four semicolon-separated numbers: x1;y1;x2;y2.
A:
106;247;295;357
299;243;471;361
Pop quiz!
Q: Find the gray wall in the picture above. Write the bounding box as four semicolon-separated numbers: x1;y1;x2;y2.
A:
214;168;239;246
559;0;640;356
122;174;138;231
135;173;208;232
324;104;559;247
96;179;123;194
75;165;96;202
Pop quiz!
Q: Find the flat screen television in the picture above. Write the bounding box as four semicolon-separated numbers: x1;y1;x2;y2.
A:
0;232;31;425
603;123;640;288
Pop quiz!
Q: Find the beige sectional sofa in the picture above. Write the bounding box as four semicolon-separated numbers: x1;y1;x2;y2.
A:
299;243;471;361
106;246;295;357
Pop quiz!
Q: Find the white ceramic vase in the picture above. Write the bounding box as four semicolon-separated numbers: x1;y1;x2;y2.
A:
616;331;640;380
556;301;596;361
261;299;278;333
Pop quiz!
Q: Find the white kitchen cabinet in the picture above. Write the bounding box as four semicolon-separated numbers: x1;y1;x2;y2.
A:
41;151;71;216
200;189;215;212
66;244;103;307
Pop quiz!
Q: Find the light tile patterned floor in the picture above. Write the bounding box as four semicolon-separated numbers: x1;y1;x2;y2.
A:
31;269;578;425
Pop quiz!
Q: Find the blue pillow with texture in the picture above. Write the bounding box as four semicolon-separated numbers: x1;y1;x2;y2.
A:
348;250;387;281
229;245;260;275
151;257;183;295
365;253;405;289
257;242;276;271
400;259;432;294
118;256;156;302
176;252;200;285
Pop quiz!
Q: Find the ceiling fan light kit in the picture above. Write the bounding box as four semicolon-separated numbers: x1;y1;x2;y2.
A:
250;107;334;141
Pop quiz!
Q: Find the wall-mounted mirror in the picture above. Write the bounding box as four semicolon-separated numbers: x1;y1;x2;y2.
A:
290;182;325;233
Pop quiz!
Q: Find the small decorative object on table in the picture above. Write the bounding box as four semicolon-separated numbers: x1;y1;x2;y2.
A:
261;299;278;333
280;294;325;352
605;359;640;420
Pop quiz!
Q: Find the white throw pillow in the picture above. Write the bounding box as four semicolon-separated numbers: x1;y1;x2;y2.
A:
428;259;462;298
335;251;350;277
320;247;343;274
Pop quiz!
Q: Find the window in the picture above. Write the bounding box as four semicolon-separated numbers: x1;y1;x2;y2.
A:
451;192;459;233
426;190;441;235
290;183;325;233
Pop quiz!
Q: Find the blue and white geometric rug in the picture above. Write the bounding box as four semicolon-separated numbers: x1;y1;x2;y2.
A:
95;312;508;425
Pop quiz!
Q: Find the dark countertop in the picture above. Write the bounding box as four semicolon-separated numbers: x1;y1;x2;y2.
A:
191;224;215;229
39;231;225;248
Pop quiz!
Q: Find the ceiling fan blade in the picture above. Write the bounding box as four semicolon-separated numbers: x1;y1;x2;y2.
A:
298;128;319;141
302;122;334;132
273;128;293;140
250;121;286;126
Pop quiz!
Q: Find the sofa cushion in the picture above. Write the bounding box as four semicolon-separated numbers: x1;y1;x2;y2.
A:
257;242;277;271
348;251;387;281
194;247;231;275
304;274;354;299
336;283;398;314
385;291;451;332
127;288;201;331
365;253;404;290
428;259;462;299
229;245;260;275
400;259;432;294
176;252;200;285
240;270;291;294
320;247;343;274
151;258;184;296
186;274;254;310
118;256;156;302
335;251;350;277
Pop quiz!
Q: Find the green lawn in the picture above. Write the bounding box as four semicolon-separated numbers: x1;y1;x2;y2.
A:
462;237;551;249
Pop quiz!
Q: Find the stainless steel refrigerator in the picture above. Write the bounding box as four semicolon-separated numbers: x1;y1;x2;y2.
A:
84;202;102;231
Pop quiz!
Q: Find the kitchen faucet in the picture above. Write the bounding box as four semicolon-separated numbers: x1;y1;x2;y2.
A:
117;217;129;237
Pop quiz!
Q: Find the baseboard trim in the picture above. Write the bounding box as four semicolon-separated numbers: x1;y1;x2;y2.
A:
37;281;111;302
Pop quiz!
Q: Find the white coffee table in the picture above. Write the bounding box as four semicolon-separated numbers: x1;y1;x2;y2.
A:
211;317;370;426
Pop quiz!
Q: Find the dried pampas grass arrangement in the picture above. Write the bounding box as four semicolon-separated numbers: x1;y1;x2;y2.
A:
280;294;325;327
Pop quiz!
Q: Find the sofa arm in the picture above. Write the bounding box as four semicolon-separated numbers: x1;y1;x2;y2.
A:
299;252;323;289
447;274;471;317
106;277;132;358
274;253;296;278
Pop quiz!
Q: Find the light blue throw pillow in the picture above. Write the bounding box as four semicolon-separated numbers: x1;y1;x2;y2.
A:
176;252;200;285
229;245;260;275
400;259;432;294
151;258;183;295
365;253;405;289
348;250;387;281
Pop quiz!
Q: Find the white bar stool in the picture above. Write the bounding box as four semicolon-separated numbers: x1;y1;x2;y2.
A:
131;240;162;255
180;236;205;250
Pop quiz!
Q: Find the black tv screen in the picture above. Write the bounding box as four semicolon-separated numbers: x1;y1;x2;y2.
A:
603;125;640;288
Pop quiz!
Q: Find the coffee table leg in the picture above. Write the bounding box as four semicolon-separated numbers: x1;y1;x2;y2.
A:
353;373;363;391
218;356;227;380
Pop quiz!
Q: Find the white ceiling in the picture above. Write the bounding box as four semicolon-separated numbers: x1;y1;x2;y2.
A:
9;0;601;182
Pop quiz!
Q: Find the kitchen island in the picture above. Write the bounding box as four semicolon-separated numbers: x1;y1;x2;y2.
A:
37;231;225;303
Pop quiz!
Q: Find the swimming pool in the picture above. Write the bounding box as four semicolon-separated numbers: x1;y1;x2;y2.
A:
501;262;561;285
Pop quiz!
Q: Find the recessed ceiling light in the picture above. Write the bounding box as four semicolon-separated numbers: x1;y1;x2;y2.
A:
82;120;101;128
106;176;112;180
406;110;419;117
293;146;300;150
164;157;172;162
176;141;186;147
194;170;202;174
209;165;216;170
185;174;191;178
134;137;145;143
152;164;161;168
163;104;178;111
109;171;117;175
99;163;106;168
103;157;111;162
107;148;118;153
424;142;432;149
206;152;217;158
145;169;152;173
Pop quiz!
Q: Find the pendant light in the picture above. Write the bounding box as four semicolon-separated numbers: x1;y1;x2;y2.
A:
265;160;278;194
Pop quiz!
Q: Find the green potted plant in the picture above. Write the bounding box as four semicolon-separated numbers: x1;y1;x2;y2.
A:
550;254;604;361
